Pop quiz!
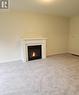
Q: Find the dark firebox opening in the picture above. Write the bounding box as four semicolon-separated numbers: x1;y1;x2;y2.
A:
28;45;42;61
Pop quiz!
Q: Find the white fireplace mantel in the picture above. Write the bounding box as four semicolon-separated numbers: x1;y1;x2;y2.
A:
21;38;47;62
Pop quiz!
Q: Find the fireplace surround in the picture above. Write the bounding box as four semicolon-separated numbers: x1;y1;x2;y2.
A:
21;38;47;62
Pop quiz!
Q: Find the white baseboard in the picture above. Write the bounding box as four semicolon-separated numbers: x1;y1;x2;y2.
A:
47;52;68;57
0;59;22;64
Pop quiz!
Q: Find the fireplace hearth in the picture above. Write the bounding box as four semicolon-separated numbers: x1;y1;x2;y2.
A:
28;45;42;61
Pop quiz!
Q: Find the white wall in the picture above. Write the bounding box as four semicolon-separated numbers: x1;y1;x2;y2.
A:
68;16;79;55
0;12;69;63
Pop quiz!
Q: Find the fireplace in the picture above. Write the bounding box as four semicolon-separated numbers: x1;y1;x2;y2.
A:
28;45;42;61
21;38;47;62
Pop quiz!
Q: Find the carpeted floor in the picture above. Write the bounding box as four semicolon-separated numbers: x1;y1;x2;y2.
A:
0;54;79;95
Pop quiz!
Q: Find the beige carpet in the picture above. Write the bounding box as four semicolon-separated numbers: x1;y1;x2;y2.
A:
0;54;79;95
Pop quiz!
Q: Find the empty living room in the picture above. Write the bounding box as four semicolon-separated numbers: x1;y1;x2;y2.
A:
0;0;79;95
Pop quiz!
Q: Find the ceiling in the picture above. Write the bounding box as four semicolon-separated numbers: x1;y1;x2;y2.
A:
10;0;79;17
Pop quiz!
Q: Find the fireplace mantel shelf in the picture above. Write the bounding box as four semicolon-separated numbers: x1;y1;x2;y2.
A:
22;38;47;41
